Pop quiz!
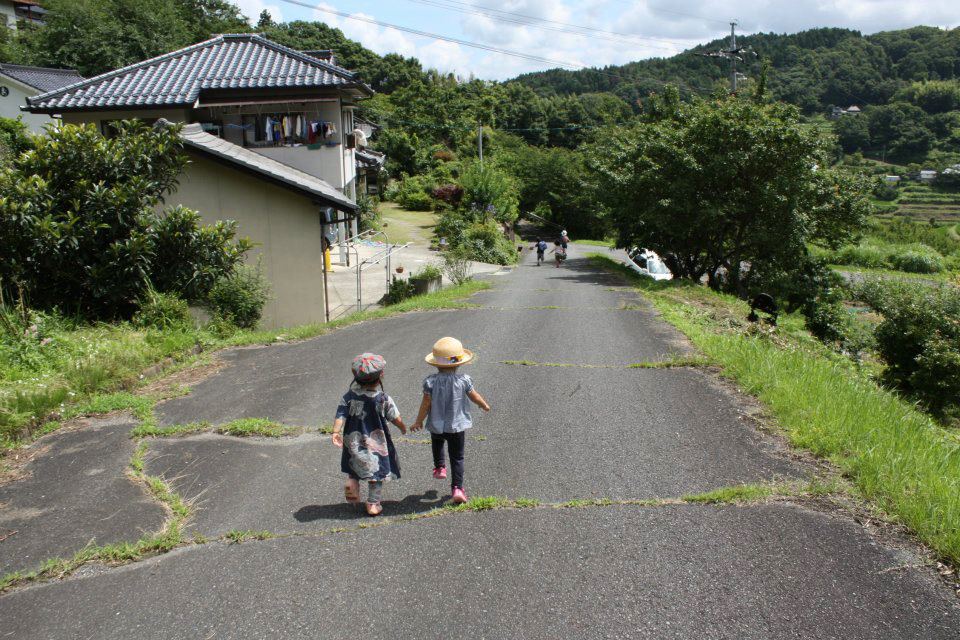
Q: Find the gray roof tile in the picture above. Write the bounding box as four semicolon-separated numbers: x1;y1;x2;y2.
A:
175;122;357;212
0;64;84;93
26;34;371;112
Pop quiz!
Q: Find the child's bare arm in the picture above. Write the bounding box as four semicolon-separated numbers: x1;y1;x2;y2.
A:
467;389;491;412
411;394;431;431
391;415;408;434
331;417;345;447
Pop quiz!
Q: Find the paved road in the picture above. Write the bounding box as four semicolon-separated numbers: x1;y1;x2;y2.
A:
2;245;958;639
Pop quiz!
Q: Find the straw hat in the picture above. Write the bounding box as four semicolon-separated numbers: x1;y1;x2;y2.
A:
425;337;474;368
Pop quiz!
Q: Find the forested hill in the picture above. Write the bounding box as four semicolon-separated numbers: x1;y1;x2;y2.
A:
514;26;960;114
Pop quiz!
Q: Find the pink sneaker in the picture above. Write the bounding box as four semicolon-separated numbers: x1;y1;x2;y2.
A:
433;466;447;480
451;487;468;504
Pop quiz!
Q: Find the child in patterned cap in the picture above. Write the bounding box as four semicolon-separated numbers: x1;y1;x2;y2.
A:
332;353;407;516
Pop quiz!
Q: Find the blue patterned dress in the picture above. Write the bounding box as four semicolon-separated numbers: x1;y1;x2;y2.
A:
336;385;401;481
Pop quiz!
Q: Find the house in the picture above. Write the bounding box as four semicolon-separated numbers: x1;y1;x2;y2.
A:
845;105;861;115
920;170;938;183
23;34;372;328
883;175;901;184
0;63;83;131
0;0;45;29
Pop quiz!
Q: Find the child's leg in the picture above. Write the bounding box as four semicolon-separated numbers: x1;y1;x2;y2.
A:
447;432;466;488
344;477;360;503
365;481;383;516
431;433;446;469
367;480;383;504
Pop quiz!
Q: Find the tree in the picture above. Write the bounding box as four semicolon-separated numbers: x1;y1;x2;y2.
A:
865;102;934;161
588;94;870;293
257;10;275;30
0;121;250;319
12;0;250;77
834;114;871;152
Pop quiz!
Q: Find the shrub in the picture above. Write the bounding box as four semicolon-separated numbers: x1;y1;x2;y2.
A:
462;221;517;265
432;183;464;206
459;162;519;224
0;121;250;319
133;289;190;330
392;174;435;211
804;298;851;345
150;206;251;302
206;264;270;329
857;279;960;419
888;249;944;273
832;244;890;268
383;276;415;304
356;194;381;231
442;251;473;285
412;264;443;280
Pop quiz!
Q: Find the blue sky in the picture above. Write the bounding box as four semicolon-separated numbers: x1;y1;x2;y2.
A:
235;1;960;80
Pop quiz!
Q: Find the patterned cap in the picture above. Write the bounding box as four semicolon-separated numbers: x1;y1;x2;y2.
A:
352;353;386;383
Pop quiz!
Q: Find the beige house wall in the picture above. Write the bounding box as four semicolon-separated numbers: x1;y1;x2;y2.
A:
171;154;327;329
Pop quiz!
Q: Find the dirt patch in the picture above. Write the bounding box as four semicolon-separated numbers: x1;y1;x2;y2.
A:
138;357;225;398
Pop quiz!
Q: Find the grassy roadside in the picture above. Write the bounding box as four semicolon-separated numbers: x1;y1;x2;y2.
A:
0;279;489;450
589;253;960;565
829;264;959;285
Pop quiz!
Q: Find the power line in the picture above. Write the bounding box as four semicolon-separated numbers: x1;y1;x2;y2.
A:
278;0;596;70
400;0;691;50
277;0;713;95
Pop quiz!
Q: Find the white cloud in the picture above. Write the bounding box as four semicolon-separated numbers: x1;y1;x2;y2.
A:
290;0;960;81
234;0;283;26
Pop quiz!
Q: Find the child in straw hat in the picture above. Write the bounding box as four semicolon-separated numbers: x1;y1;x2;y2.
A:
411;337;490;504
332;353;408;516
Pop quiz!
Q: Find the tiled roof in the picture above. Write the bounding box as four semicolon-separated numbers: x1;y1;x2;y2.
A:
26;34;372;113
356;148;386;168
0;64;84;93
176;122;357;212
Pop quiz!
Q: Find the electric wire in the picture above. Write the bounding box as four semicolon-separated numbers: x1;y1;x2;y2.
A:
276;0;715;95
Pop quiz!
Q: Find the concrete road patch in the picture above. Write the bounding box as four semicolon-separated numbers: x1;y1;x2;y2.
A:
0;417;165;575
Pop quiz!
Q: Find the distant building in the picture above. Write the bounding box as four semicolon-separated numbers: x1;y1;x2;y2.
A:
0;63;83;131
883;175;901;184
920;170;938;183
0;0;45;30
845;105;862;115
828;104;862;119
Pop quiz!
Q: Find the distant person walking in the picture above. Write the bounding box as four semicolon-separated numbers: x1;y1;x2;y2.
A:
331;353;408;516
550;240;567;268
411;337;491;504
532;238;548;265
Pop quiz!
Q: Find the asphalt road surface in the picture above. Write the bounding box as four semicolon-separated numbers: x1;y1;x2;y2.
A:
2;245;958;639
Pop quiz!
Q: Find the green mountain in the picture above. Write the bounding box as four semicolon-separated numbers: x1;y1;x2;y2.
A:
514;26;960;113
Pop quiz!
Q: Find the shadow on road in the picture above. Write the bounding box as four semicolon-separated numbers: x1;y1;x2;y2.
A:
294;489;447;522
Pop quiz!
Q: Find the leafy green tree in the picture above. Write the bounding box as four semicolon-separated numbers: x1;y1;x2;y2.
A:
13;0;250;77
588;95;870;293
865;102;934;161
0;121;249;319
834;115;871;152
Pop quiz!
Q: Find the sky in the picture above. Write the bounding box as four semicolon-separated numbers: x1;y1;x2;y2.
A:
233;0;960;80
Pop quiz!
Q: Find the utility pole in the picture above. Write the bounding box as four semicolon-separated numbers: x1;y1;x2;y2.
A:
699;21;754;94
478;123;483;167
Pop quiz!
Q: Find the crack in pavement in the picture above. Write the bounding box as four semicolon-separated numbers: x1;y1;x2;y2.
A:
0;479;854;595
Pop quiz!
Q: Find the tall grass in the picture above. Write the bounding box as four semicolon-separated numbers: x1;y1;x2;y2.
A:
590;254;960;564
